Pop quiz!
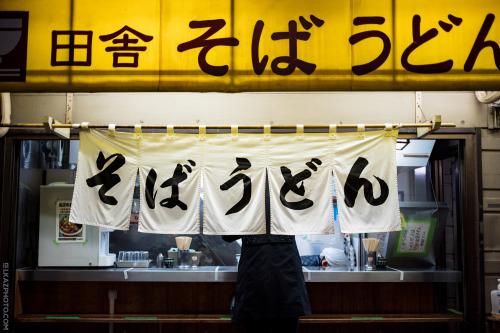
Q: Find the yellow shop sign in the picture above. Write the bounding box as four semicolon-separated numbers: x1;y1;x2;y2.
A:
0;0;499;91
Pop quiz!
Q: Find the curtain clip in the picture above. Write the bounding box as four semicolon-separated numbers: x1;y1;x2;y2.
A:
108;124;116;137
199;125;206;141
134;124;142;138
329;124;337;139
263;125;271;141
296;124;304;141
357;124;365;139
167;124;175;140
81;122;89;129
384;123;393;136
231;125;239;141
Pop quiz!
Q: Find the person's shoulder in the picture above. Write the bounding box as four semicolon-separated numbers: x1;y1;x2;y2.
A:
222;235;241;242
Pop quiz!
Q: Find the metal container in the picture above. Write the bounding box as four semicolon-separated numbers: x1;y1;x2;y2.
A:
156;253;164;268
167;248;178;266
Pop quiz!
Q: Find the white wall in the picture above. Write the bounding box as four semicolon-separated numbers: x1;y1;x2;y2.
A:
10;91;489;128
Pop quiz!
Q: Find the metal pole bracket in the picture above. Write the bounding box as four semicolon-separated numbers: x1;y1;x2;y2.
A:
417;115;441;138
43;116;70;139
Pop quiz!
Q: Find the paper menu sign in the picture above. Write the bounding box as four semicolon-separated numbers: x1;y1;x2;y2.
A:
56;200;86;243
393;217;436;257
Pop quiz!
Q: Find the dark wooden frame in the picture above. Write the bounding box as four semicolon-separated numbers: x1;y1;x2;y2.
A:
0;129;484;332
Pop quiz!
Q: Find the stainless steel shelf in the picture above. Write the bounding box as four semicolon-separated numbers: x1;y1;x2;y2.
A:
17;266;462;283
301;266;462;282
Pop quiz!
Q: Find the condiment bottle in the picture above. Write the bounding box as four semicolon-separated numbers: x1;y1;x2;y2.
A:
491;278;500;317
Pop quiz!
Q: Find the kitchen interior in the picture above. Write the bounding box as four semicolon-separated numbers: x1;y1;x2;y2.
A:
10;134;465;333
16;137;459;272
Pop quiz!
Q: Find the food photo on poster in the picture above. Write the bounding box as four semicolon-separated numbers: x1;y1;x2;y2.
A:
56;200;85;243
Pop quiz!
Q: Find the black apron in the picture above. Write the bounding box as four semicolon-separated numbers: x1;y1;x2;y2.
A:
222;174;311;323
224;234;312;322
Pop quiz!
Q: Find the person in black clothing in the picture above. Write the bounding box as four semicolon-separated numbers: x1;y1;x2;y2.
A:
222;176;311;333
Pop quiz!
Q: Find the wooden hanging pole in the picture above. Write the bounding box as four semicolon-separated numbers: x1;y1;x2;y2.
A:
0;121;456;130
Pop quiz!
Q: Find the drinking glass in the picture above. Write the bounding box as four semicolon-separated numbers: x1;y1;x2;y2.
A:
365;251;376;271
140;251;149;262
178;250;190;269
191;255;198;269
123;251;132;262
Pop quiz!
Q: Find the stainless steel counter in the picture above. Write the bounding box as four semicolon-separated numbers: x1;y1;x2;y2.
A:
17;266;461;283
